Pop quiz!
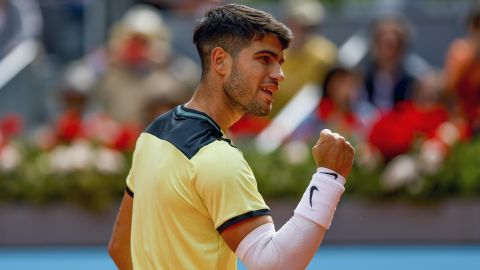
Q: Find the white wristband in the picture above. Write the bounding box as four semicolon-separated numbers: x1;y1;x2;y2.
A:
294;168;345;229
316;167;346;185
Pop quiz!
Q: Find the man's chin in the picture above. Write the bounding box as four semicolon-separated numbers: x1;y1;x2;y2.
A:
245;103;271;116
251;108;270;117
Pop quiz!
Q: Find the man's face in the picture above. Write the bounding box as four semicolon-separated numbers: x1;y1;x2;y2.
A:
223;34;285;116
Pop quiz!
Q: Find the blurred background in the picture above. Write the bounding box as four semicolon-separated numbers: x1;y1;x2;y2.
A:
1;0;480;269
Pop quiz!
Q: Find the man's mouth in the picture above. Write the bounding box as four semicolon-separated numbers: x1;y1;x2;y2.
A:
260;87;274;96
260;84;278;96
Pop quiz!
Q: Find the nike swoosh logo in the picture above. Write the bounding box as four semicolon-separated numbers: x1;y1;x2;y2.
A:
309;186;319;207
320;172;338;180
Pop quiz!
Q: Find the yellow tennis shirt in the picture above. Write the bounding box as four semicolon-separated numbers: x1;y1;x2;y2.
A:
126;105;270;269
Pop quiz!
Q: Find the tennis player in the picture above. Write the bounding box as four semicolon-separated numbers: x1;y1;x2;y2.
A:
109;4;355;270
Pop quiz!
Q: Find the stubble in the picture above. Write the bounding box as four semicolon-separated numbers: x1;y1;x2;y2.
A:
223;64;270;116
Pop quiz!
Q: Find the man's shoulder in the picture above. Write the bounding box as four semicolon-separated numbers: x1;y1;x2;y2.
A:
193;140;252;178
144;106;224;159
194;140;245;166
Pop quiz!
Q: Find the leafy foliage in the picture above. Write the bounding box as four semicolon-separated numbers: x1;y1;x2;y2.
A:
242;139;480;200
0;140;129;212
2;136;480;212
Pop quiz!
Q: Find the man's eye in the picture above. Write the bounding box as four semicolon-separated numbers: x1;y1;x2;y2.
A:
259;56;270;63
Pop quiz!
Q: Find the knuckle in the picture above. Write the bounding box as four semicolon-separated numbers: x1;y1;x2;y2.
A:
321;128;332;135
333;133;345;141
321;134;334;143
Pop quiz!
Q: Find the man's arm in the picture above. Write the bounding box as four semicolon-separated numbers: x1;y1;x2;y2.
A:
221;129;354;269
108;191;133;270
221;215;273;251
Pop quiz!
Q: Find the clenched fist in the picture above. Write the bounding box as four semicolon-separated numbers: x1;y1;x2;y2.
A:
312;129;355;179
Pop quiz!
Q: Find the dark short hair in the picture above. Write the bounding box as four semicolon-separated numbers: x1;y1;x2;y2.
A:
193;4;293;76
322;66;357;98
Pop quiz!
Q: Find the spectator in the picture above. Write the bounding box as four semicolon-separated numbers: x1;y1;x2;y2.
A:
52;61;98;142
290;67;376;143
362;15;415;111
35;61;141;152
444;6;480;137
367;72;452;161
95;4;199;126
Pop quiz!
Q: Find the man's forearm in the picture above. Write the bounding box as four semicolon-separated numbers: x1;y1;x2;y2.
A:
236;169;344;270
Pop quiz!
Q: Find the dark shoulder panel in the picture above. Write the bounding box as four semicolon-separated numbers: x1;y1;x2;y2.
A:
144;105;226;159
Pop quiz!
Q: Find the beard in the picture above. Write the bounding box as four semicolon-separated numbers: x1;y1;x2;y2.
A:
223;64;271;116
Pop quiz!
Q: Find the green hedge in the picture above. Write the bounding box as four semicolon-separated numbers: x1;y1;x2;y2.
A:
1;138;479;211
0;142;129;211
243;139;480;201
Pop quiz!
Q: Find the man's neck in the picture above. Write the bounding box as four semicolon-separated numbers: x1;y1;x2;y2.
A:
185;81;244;132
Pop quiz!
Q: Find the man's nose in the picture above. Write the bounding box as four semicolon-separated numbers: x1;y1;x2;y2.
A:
270;65;285;82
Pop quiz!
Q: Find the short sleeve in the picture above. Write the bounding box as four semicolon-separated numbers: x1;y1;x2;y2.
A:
126;169;134;196
193;142;270;233
125;135;145;196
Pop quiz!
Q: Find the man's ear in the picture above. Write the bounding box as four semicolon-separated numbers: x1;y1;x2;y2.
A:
210;47;231;76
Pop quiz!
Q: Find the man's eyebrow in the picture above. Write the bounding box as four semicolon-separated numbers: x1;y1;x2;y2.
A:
255;49;285;63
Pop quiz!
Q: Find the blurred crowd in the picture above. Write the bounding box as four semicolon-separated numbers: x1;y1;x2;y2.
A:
1;0;480;190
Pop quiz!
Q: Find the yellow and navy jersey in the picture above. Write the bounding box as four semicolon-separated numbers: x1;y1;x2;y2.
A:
126;105;270;270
